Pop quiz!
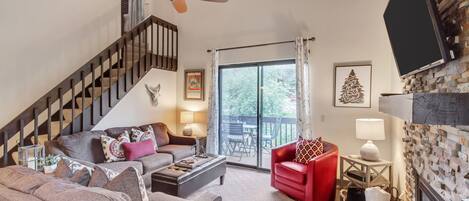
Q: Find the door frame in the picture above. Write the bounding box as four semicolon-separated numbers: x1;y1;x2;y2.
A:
218;59;296;171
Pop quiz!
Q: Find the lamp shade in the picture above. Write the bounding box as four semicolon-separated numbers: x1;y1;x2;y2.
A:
180;111;194;124
355;118;385;141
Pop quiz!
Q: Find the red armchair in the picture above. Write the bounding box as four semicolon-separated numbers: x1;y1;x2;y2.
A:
271;141;338;201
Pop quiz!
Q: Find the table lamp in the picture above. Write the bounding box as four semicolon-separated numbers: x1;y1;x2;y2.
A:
355;118;385;161
180;111;194;136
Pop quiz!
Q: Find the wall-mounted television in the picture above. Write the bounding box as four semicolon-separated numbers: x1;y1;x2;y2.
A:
384;0;451;77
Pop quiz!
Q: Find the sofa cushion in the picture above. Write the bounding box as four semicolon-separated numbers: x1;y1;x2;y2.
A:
139;123;170;147
157;145;195;161
56;131;107;163
135;153;173;174
97;161;143;175
274;161;307;184
105;127;140;138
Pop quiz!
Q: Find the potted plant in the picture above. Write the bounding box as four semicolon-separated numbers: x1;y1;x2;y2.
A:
43;155;58;174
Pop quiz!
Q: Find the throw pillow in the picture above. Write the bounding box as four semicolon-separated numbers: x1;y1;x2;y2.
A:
104;167;149;201
54;160;73;178
59;156;94;175
100;132;130;162
293;137;324;164
69;168;91;186
88;166;110;188
122;139;155;161
130;126;158;151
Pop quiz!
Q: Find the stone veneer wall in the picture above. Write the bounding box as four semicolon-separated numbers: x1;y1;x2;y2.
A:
401;3;469;199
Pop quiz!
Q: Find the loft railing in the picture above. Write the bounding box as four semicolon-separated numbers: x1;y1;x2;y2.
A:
0;15;178;166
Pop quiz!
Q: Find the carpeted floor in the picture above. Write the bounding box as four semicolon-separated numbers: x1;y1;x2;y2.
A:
187;166;295;201
187;166;342;201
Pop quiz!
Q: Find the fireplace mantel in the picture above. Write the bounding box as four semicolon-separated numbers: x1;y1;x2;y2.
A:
379;93;469;125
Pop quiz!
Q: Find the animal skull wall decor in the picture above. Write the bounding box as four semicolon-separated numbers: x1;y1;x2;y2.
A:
145;84;161;106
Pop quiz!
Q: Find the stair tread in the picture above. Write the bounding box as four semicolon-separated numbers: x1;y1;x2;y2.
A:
63;108;82;121
75;97;93;109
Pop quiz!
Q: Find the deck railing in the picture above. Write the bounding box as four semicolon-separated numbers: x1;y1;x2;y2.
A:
221;115;298;148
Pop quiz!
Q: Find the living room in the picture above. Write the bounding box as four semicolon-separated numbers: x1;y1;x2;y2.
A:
0;0;468;201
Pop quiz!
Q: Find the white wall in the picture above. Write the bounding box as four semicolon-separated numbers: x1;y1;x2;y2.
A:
151;0;397;160
93;69;177;132
0;0;120;128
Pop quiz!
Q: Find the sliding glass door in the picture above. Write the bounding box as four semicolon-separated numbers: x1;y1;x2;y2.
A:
219;60;298;170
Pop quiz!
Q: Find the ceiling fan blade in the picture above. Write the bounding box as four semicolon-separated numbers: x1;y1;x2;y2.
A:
171;0;188;13
201;0;229;3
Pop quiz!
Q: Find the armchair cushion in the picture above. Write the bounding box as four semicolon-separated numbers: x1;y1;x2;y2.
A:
274;161;307;184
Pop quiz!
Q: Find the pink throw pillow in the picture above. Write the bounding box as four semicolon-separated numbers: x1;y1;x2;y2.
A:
122;140;155;161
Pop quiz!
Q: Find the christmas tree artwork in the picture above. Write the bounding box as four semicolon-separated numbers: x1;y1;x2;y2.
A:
339;69;364;104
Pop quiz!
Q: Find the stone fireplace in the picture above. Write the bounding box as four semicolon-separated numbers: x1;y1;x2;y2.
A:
397;1;469;200
414;169;445;201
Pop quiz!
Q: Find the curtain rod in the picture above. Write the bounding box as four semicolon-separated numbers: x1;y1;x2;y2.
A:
206;37;315;53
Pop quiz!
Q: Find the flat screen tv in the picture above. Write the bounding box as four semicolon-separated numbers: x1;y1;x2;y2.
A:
384;0;451;77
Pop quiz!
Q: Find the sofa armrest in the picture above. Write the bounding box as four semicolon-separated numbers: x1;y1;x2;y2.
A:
306;142;338;201
168;133;198;146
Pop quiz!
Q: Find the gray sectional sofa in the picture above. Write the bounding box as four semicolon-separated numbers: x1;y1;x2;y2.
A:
45;122;199;187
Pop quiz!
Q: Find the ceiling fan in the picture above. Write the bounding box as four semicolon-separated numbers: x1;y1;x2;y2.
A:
170;0;228;13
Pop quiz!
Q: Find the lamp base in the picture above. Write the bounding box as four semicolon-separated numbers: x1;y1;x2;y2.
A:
360;140;380;161
183;128;193;136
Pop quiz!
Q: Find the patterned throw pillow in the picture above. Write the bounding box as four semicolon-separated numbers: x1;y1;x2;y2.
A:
130;126;158;151
293;137;324;164
104;167;149;201
59;156;94;175
100;132;131;162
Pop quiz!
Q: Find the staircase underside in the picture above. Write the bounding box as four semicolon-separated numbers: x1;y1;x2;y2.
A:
0;15;179;166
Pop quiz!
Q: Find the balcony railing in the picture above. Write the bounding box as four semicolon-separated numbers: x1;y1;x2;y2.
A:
221;115;298;149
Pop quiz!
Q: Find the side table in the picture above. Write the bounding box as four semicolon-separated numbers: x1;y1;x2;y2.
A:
339;155;393;196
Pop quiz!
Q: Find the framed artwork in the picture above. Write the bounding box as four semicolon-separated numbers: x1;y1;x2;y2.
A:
184;69;205;101
334;63;372;108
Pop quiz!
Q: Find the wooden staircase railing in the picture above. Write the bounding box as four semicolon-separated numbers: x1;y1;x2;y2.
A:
0;15;178;166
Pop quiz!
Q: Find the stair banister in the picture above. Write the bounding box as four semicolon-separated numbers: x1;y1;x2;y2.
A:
0;15;178;166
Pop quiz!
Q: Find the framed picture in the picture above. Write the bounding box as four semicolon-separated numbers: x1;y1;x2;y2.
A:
184;69;205;101
334;62;372;108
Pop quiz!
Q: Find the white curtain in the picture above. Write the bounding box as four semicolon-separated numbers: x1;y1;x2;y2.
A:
206;51;220;154
295;37;314;139
126;0;145;32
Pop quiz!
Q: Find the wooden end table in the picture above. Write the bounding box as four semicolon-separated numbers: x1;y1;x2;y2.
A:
339;155;393;197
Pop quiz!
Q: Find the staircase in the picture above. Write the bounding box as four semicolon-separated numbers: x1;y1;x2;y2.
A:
0;15;178;166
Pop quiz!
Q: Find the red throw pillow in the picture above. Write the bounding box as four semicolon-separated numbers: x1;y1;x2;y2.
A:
294;137;324;164
122;140;155;161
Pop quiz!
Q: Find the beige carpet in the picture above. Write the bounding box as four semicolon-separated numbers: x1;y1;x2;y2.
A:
187;166;295;201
